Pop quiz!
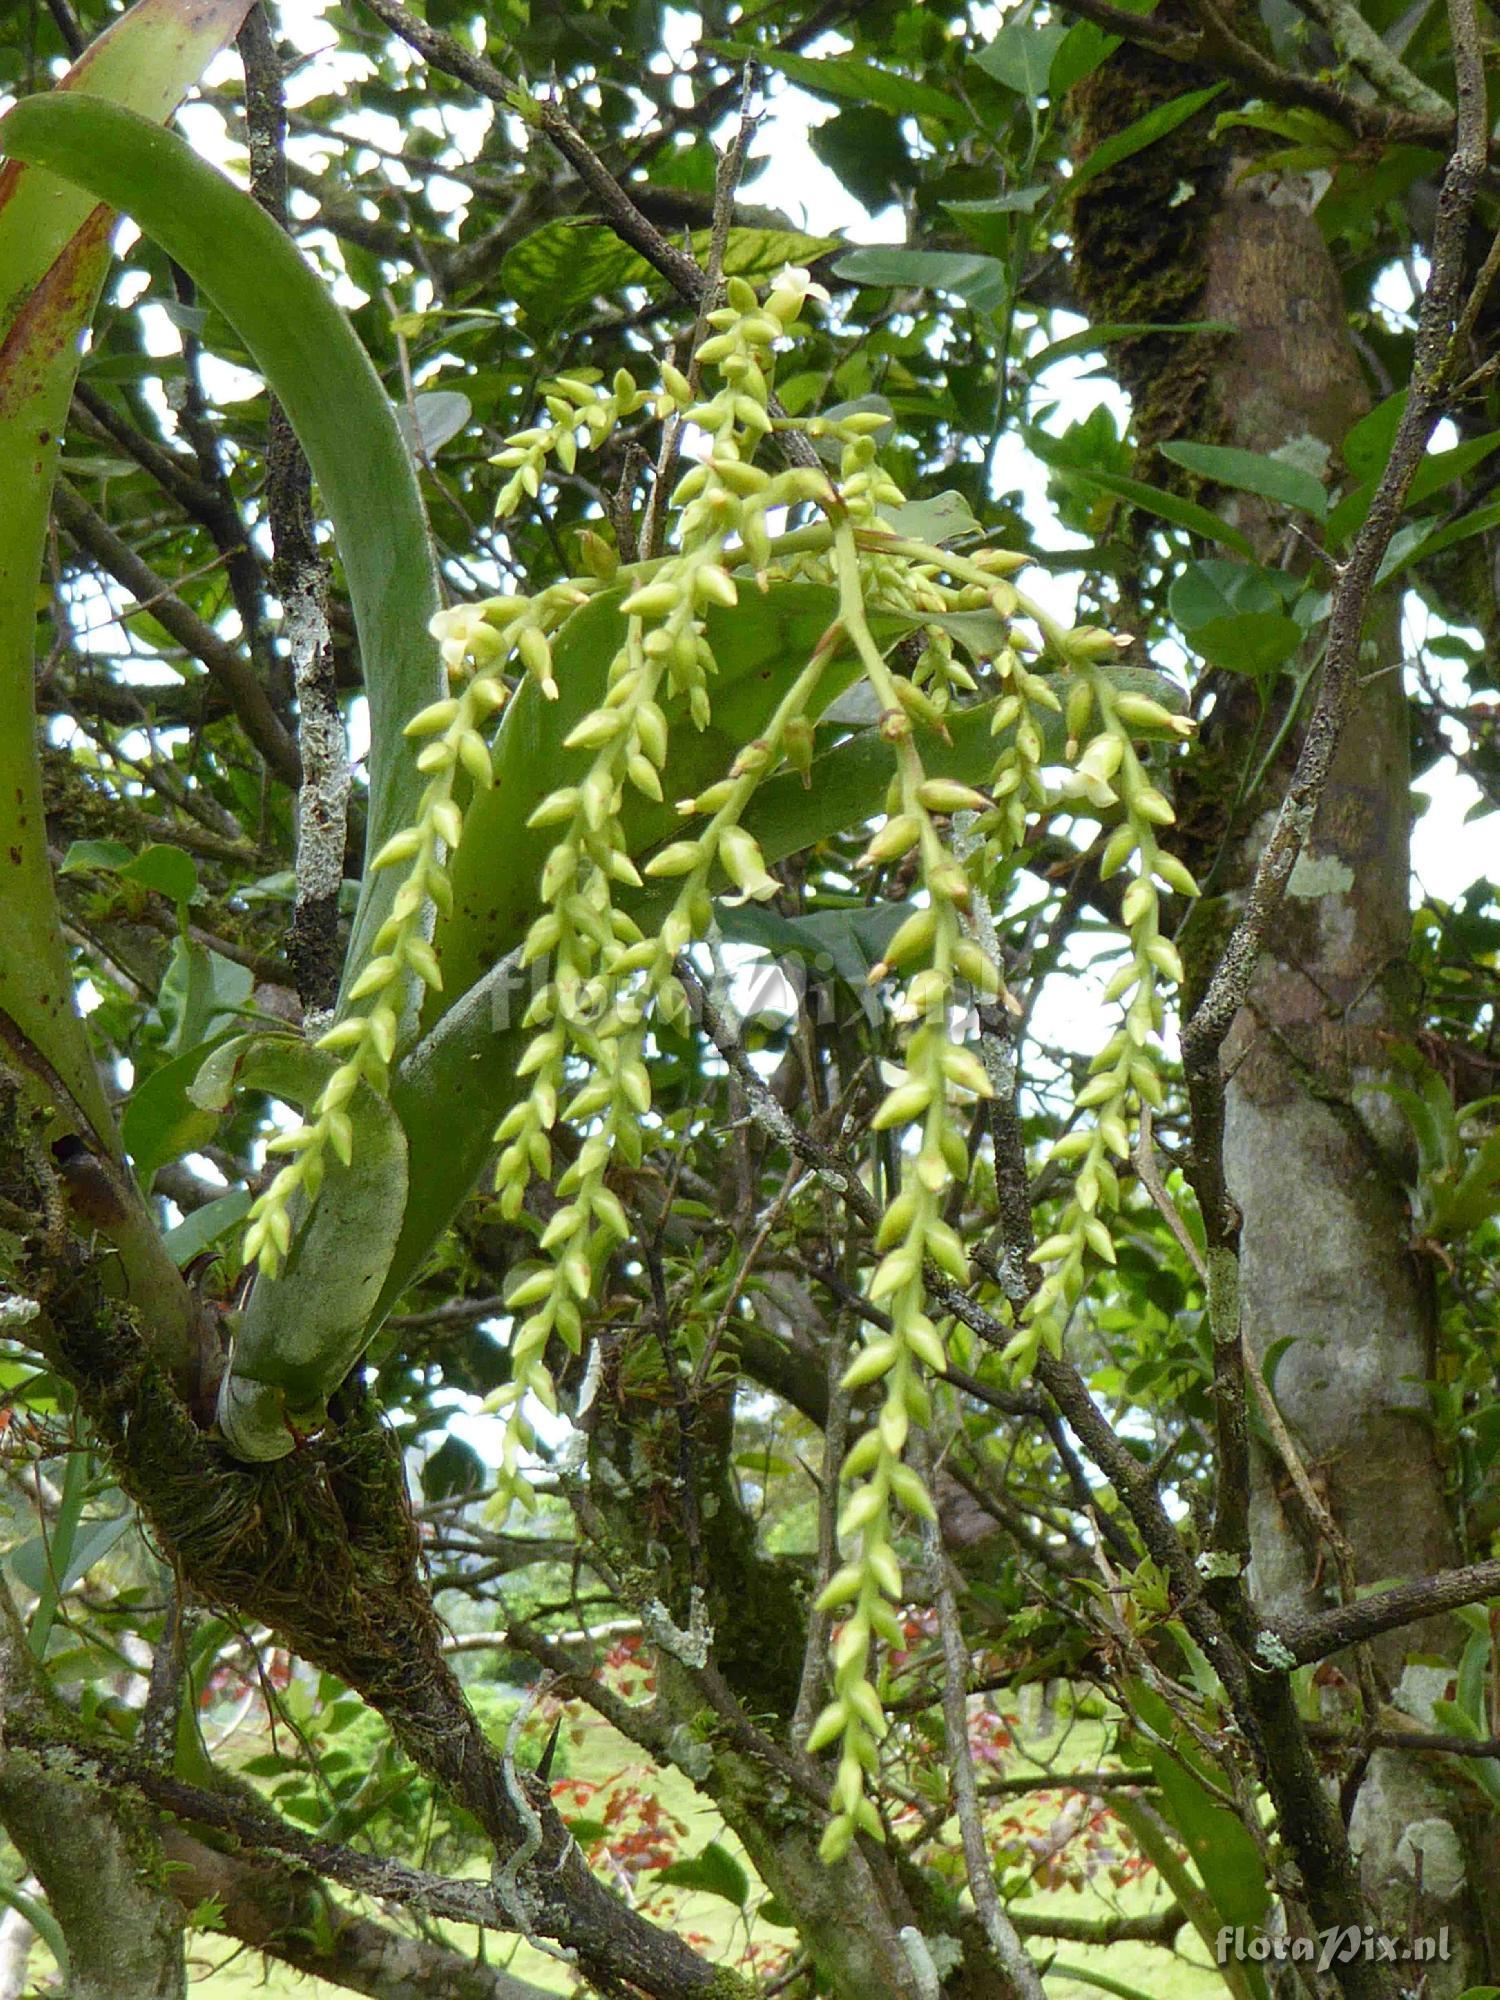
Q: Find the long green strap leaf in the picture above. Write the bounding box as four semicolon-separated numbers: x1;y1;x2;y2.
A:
191;1036;410;1457
0;90;444;1001
0;86;443;1442
0;1;260;1395
0;4;258;1148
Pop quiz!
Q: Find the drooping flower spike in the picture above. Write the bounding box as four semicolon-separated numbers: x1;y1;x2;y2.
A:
242;265;1196;1867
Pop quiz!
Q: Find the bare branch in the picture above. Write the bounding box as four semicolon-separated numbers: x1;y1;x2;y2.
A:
1271;1557;1500;1666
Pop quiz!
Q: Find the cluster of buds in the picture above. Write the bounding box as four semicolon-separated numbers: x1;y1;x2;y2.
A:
1009;671;1198;1372
485;270;845;1502
807;776;995;1860
801;553;1195;1857
493;369;651;519
243;584;590;1275
238;257;1199;1869
803;516;1062;1859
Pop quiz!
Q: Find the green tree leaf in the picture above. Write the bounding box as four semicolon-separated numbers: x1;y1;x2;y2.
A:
657;1840;750;1909
833;247;1009;316
712;42;964;125
1052;466;1255;556
396;388;472;459
161;1187;252;1267
1069;84;1227;200
121;1033;238;1190
1158;439;1329;517
971;20;1069;97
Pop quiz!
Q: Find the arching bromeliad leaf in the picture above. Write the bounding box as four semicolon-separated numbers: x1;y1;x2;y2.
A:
162;1188;253;1268
0;0;259;1152
189;1036;409;1459
0;89;444;1006
1054;466;1254;557
1068;84;1227;200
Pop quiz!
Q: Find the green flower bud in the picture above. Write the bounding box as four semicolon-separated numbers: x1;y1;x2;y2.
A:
841;1337;901;1391
871;1079;932;1130
620;580;680;619
916;778;988;814
371;828;424;871
644;841;702;878
873;906;936;975
693;563;739;609
563;708;626;751
347;956;397;1003
458;731;493;787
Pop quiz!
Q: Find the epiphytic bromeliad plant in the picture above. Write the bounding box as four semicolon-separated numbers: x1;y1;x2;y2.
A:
2;0;1499;1995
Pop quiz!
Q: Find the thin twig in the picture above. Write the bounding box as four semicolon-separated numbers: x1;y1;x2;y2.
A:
52;483;300;790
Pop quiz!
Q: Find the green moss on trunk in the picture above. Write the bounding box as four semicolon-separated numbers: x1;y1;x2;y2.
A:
1069;28;1227;454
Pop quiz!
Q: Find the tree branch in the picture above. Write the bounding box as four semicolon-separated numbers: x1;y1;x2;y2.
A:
240;1;348;1015
161;1827;556;2000
51;481;301;791
1271;1558;1500;1666
1082;0;1458;147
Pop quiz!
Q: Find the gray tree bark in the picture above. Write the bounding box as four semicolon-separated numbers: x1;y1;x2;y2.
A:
1201;166;1488;1981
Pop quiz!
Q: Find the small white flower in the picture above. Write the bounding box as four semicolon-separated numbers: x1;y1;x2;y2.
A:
766;264;832;321
428;604;500;672
1058;732;1123;808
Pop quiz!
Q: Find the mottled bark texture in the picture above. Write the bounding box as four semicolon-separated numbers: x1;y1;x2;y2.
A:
239;3;348;1016
1071;35;1492;1980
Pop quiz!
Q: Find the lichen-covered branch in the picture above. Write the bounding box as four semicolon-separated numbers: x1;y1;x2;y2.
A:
239;2;348;1016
